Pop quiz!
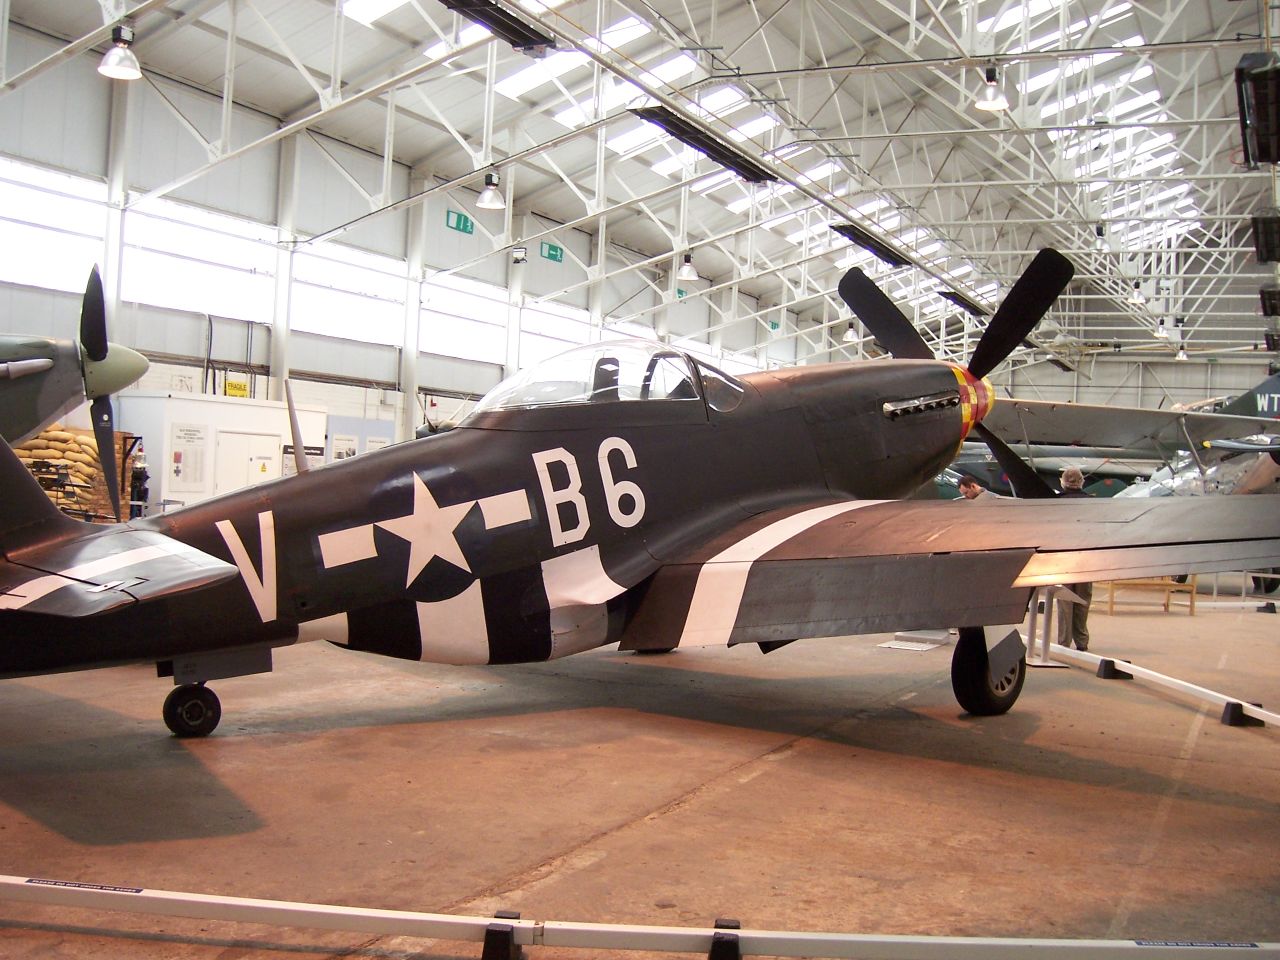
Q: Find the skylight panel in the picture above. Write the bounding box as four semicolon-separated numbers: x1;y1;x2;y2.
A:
729;115;779;143
1020;51;1123;95
784;222;828;244
977;0;1063;35
1039;65;1154;118
343;0;409;26
692;169;737;193
650;148;700;177
1014;4;1131;53
800;161;838;183
518;0;570;12
725;182;795;214
696;86;748;117
606;123;669;154
947;263;974;279
495;50;589;98
585;17;650;51
552;53;697;127
425;23;491;59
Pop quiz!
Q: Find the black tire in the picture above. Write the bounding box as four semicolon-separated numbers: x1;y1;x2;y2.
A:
163;684;222;738
951;626;1025;716
1171;573;1189;584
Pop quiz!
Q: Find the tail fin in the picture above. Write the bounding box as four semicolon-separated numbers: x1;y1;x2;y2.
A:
0;436;81;555
1220;371;1280;420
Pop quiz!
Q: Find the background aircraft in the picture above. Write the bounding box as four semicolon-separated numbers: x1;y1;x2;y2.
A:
3;250;1280;738
0;268;148;519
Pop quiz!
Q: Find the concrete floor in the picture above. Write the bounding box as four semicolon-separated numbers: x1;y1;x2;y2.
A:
0;579;1278;958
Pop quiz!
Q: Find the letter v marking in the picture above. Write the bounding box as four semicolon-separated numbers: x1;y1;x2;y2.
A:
215;511;278;622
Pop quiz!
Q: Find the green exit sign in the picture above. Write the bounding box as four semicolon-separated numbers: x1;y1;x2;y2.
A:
445;209;474;234
540;241;564;262
676;288;687;299
769;320;780;331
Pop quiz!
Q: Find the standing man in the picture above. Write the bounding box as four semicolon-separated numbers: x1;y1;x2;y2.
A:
1057;466;1093;650
957;474;998;500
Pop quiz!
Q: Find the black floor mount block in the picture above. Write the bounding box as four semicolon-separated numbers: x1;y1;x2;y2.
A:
1257;602;1277;614
710;918;742;960
1221;702;1266;727
482;911;523;960
1096;659;1133;680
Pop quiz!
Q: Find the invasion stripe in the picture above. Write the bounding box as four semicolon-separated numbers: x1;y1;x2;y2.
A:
677;501;883;647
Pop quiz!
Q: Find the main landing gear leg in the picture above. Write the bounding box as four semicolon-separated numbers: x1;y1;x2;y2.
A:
162;683;222;738
950;625;1026;715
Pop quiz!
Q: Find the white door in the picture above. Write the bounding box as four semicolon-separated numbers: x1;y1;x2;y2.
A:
214;431;282;496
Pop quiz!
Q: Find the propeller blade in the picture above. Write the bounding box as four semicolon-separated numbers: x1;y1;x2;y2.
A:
91;395;121;521
967;249;1075;379
972;423;1057;499
837;268;934;360
80;266;109;363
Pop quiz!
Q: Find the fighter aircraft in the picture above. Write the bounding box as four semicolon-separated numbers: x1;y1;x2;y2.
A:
0;267;148;518
4;249;1280;738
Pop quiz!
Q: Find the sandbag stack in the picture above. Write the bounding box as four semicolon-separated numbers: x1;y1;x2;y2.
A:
13;425;125;522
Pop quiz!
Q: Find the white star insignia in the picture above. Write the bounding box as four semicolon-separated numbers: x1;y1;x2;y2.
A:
376;474;476;586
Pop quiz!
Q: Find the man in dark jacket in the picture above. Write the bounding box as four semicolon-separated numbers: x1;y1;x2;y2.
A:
1057;467;1093;650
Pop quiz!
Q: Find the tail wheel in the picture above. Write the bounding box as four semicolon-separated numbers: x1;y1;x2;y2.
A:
163;683;222;738
951;626;1025;716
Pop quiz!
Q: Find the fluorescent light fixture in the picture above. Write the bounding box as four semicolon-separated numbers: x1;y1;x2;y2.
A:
830;222;911;268
476;172;506;210
98;24;142;80
676;253;699;281
630;105;778;182
975;65;1009;112
939;289;989;317
437;0;556;55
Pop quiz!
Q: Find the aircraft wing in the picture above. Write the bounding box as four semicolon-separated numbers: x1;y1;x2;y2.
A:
0;526;237;617
619;496;1280;651
983;398;1279;458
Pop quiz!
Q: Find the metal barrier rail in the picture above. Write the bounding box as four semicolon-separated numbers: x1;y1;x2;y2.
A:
1050;647;1279;728
2;874;1275;959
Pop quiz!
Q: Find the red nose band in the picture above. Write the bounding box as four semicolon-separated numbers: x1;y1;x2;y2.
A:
951;366;994;439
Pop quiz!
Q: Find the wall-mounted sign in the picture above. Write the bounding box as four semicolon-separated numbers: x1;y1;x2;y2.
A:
446;209;474;234
540;241;564;262
676;288;687;299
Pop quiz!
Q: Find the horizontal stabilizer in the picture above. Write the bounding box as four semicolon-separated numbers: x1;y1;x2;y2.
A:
1;527;237;617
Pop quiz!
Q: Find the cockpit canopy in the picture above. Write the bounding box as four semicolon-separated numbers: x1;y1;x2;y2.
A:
473;339;745;413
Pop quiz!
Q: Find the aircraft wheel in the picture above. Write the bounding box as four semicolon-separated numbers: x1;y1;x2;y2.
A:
163;683;222;738
951;626;1025;716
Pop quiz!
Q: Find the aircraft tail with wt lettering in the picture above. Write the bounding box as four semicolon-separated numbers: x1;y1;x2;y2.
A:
1221;371;1280;421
